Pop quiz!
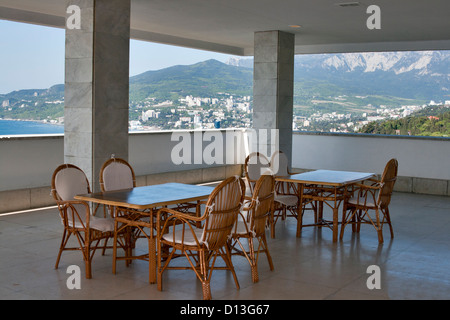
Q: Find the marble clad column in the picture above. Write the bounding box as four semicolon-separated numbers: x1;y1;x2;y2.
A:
253;31;295;167
64;0;130;191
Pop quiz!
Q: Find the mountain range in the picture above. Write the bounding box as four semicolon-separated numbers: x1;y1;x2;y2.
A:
229;50;449;103
1;51;448;121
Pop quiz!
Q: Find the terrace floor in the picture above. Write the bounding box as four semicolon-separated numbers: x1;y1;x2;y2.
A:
0;191;449;300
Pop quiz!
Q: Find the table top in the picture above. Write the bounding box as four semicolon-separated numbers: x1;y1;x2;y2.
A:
74;182;215;210
276;170;375;187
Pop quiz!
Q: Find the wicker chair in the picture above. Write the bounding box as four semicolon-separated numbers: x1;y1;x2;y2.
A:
340;158;398;243
229;174;275;283
51;164;125;279
156;176;245;300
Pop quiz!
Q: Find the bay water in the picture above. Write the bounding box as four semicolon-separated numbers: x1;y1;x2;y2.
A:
0;119;64;136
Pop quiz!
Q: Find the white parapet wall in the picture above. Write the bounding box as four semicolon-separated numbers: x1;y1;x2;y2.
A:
0;130;449;213
292;132;450;195
0;129;245;213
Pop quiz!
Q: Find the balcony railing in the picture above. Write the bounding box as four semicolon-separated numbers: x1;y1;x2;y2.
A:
0;129;449;213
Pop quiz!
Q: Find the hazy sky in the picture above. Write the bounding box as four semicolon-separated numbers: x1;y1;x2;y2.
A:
0;20;236;94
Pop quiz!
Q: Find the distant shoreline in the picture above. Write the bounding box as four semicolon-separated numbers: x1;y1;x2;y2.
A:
0;118;64;127
0;118;64;136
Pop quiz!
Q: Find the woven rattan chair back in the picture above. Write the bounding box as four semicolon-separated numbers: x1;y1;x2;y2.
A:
249;174;275;236
377;158;398;208
201;176;245;251
51;164;91;224
52;164;90;202
99;156;136;192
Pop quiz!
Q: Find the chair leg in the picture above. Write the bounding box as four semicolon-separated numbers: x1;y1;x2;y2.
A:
55;229;69;269
270;210;276;239
384;208;394;239
101;238;108;255
375;208;384;243
296;209;304;237
223;245;240;290
112;221;119;274
245;237;258;283
84;239;92;279
340;207;357;240
199;250;212;300
261;235;274;271
356;209;362;233
202;281;212;300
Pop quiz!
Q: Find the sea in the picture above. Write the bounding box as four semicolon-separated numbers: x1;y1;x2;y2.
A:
0;119;64;136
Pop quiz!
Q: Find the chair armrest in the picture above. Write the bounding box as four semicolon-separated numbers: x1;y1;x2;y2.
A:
57;200;91;228
348;182;381;203
157;207;204;222
157;207;205;245
354;182;382;190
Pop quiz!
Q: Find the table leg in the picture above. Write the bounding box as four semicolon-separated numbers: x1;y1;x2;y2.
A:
148;237;156;284
296;183;304;237
318;201;323;228
332;206;339;242
332;187;339;242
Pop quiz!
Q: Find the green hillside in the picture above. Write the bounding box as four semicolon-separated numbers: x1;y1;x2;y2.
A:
359;106;450;137
129;59;253;102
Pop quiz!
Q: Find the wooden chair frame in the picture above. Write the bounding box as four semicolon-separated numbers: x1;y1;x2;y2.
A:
340;158;398;243
51;164;126;279
156;176;245;300
228;174;275;283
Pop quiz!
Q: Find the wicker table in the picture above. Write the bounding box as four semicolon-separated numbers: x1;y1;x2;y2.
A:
276;170;375;242
75;182;214;283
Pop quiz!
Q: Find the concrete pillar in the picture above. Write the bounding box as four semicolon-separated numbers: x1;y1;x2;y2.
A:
253;31;295;166
64;0;130;191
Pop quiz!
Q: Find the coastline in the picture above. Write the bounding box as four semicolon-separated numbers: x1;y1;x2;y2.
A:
0;118;64;136
0;117;64;126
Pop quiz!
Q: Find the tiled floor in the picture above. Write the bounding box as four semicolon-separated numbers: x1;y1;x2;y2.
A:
0;192;449;300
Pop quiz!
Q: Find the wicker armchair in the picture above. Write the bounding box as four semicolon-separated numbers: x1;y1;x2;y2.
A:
340;158;398;243
156;176;245;300
51;164;125;279
229;174;275;283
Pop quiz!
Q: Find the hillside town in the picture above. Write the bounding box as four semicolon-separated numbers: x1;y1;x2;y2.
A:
127;93;449;135
129;94;252;131
294;99;450;134
2;91;449;136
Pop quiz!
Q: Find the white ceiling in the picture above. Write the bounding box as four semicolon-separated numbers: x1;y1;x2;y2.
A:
1;0;449;55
